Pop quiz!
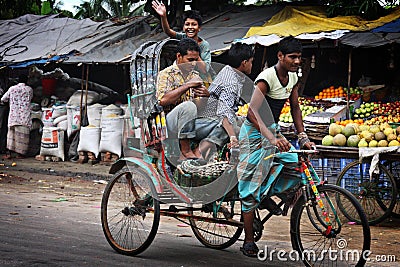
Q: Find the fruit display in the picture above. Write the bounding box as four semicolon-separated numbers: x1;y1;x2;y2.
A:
279;97;322;123
322;122;400;148
372;101;400;117
353;102;379;119
345;87;363;101
314;86;362;100
352;101;400;121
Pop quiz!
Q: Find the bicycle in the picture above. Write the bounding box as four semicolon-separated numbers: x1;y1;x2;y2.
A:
336;158;398;225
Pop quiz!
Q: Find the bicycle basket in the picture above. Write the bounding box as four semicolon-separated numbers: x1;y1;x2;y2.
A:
175;160;232;187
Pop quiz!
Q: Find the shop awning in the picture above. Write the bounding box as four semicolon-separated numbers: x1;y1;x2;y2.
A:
245;6;400;38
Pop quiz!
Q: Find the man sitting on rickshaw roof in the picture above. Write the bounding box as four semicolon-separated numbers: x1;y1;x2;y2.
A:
156;38;210;161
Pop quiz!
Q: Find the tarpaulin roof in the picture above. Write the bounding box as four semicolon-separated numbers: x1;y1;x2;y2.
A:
245;6;400;38
200;5;283;52
339;10;400;48
238;6;400;49
0;5;282;66
0;14;152;67
372;18;400;32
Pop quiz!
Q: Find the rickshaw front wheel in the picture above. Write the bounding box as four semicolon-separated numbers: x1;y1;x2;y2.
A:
101;166;160;255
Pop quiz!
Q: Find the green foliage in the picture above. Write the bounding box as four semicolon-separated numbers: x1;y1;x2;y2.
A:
322;0;390;20
41;1;53;15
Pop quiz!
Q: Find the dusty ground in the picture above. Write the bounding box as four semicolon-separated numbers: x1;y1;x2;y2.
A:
1;164;399;266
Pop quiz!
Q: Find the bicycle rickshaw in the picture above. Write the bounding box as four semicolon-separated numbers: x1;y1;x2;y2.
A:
101;39;371;266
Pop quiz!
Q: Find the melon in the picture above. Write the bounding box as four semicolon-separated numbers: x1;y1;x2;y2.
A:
359;125;370;132
342;125;356;137
387;133;397;142
347;135;360;147
329;123;342;136
374;132;386;141
322;135;334;146
369;125;380;134
369;140;378;147
384;128;394;137
389;140;400;147
378;140;388;147
333;134;347;146
358;139;368;147
380;122;391;131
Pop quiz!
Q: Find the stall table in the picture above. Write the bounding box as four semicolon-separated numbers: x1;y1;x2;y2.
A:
314;145;400;225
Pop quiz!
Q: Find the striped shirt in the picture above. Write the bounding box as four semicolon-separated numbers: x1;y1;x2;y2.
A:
200;65;245;124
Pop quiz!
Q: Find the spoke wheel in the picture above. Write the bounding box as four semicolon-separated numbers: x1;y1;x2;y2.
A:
101;167;160;255
291;184;370;267
336;160;397;225
384;161;400;218
189;200;243;249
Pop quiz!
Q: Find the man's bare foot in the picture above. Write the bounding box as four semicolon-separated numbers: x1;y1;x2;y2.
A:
179;151;198;161
2;154;11;159
193;147;202;159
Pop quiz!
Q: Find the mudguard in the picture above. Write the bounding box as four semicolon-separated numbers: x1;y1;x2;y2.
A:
109;157;163;193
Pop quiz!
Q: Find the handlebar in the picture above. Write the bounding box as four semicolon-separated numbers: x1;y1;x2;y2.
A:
263;146;318;161
288;149;319;154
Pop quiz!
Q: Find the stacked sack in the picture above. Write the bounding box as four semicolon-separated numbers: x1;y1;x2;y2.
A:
99;104;123;161
39;103;67;161
76;103;105;162
77;104;123;163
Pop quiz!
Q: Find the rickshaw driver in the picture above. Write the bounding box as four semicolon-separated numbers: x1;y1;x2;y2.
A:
237;36;315;257
156;38;210;161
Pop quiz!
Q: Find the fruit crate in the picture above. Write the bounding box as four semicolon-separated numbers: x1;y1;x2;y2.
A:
310;158;348;184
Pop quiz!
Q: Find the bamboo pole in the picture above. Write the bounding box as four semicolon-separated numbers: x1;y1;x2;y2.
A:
346;48;353;120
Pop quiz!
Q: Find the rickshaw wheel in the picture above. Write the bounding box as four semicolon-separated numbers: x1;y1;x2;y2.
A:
189;200;243;249
101;166;160;255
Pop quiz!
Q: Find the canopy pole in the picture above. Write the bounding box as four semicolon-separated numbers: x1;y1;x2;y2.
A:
260;45;267;73
346;48;353;120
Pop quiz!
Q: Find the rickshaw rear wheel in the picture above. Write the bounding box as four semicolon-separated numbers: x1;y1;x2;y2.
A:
189;199;243;249
101;166;160;255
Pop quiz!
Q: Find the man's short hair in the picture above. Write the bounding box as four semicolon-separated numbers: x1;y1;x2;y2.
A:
278;36;302;55
183;10;202;26
176;38;200;56
228;43;254;68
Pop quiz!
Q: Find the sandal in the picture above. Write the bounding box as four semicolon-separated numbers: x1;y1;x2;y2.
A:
240;242;259;257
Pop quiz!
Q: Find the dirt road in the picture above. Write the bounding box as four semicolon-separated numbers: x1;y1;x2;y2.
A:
1;166;399;266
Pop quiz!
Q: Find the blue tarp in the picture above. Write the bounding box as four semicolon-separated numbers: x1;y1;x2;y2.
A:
372;18;400;33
